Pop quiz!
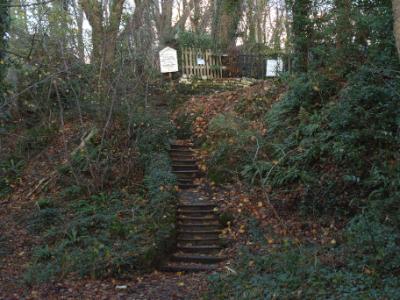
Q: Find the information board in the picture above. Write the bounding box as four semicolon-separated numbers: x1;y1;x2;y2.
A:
159;47;178;73
266;59;283;77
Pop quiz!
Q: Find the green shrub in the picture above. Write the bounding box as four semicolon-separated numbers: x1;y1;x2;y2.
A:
205;114;261;183
17;124;58;157
130;113;176;164
174;112;197;139
35;198;55;209
0;157;24;197
177;31;214;50
206;217;400;300
25;114;177;284
27;207;63;234
26;183;176;284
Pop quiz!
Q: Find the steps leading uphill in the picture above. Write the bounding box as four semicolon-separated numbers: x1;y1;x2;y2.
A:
160;140;226;273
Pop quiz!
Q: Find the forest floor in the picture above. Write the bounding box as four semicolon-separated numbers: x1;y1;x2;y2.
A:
0;124;213;300
0;79;340;299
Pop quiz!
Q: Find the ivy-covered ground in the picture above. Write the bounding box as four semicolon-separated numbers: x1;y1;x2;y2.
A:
1;67;399;298
0;80;240;298
173;64;400;300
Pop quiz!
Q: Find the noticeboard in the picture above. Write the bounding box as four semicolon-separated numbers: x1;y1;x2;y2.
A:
159;47;178;73
266;58;283;77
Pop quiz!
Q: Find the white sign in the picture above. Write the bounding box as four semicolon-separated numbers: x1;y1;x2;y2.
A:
159;47;178;73
196;56;205;65
266;58;283;77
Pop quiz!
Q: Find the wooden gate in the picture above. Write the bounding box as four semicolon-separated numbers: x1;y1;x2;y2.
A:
181;48;223;79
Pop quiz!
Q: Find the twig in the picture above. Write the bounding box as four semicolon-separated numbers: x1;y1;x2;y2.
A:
26;128;97;198
1;0;56;7
26;176;53;199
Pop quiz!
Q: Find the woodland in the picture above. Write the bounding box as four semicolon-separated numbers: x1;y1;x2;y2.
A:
0;0;400;299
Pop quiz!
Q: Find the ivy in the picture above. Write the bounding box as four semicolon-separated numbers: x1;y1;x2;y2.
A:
0;0;10;108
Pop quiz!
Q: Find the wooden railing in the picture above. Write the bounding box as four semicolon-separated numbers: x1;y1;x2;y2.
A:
180;48;223;79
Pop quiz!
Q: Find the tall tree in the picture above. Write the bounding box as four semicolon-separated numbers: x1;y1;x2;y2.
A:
393;0;400;59
0;0;10;106
190;0;202;33
151;0;193;46
291;0;312;72
72;0;85;62
212;0;243;50
335;0;351;50
79;0;125;72
270;6;285;50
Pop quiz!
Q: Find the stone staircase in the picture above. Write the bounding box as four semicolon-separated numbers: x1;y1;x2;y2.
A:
169;142;200;189
160;140;226;272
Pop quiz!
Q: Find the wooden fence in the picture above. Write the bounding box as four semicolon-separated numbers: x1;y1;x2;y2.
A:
181;48;223;79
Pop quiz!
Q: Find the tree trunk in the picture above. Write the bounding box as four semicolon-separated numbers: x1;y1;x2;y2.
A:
292;0;312;73
191;0;201;33
393;0;400;59
212;0;243;51
79;0;125;77
0;0;10;104
158;0;174;45
247;0;256;44
270;7;284;51
73;2;85;62
335;0;351;48
255;0;265;44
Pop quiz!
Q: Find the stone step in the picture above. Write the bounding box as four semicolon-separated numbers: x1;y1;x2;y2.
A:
177;244;221;253
177;209;216;217
171;158;197;163
177;183;199;189
177;177;194;181
174;173;199;180
177;178;193;184
177;237;220;246
169;149;195;154
179;219;218;226
160;263;216;273
178;232;220;240
172;170;199;174
178;203;216;210
178;223;222;231
177;229;222;235
176;177;198;183
170;143;194;149
178;216;218;221
163;143;225;273
169;146;194;150
178;202;216;207
171;253;226;264
170;154;195;160
175;175;199;181
178;218;219;225
172;163;198;168
173;165;199;171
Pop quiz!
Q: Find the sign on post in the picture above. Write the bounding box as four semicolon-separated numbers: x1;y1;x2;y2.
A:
159;47;178;73
266;58;283;77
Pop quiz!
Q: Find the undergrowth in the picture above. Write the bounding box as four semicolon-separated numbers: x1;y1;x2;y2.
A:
24;113;177;285
0;122;58;197
200;2;400;298
206;215;400;299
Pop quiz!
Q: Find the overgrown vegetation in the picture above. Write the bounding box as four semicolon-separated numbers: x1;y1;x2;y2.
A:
24;114;177;284
207;216;400;299
1;0;400;298
174;1;400;298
